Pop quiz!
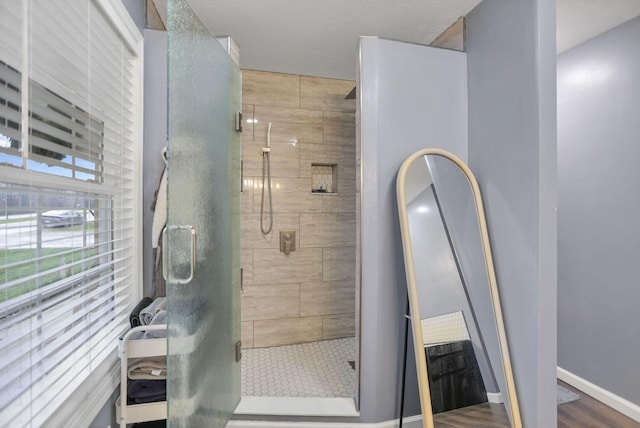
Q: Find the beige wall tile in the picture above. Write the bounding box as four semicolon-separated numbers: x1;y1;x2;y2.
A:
253;248;323;284
252;177;322;213
242;139;300;178
239;70;358;346
241;321;254;349
322;194;356;213
241;249;253;286
323;313;356;340
300;76;356;113
299;213;356;247
242;104;255;140
254;106;323;145
323;111;355;146
241;181;254;213
241;213;299;249
242;141;300;178
253;316;323;348
333;165;357;201
323;247;356;281
242;70;300;108
337;178;357;196
241;283;300;321
300;281;355;317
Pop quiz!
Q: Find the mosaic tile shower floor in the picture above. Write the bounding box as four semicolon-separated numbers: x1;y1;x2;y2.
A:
241;337;356;398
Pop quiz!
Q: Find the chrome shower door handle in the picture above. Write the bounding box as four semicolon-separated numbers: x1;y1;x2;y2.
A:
162;225;197;284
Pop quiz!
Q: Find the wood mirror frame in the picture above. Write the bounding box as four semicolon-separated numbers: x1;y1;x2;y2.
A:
396;148;522;428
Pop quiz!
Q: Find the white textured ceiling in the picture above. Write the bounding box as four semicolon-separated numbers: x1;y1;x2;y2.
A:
186;0;481;80
184;0;640;80
557;0;640;53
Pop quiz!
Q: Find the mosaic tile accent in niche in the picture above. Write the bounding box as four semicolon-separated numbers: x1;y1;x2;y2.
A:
311;163;337;193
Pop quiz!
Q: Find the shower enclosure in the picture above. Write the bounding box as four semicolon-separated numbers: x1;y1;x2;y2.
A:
239;70;358;405
164;1;358;420
165;0;241;426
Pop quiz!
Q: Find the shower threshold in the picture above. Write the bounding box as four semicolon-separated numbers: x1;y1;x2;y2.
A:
234;396;358;417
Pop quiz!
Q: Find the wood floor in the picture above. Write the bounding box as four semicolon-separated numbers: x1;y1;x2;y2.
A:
430;381;640;427
557;380;639;428
434;402;509;427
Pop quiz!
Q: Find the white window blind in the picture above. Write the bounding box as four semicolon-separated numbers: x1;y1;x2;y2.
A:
0;1;142;426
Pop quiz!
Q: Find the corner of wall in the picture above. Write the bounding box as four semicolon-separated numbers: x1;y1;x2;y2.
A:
465;0;557;426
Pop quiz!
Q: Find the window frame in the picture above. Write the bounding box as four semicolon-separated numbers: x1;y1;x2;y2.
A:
0;0;143;425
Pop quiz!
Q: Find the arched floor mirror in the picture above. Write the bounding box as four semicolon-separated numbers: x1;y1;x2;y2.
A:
396;148;522;428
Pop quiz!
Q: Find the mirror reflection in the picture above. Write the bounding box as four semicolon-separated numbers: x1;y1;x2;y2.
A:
397;150;521;428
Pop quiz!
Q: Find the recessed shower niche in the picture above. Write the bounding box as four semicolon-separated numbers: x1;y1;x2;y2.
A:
311;163;338;193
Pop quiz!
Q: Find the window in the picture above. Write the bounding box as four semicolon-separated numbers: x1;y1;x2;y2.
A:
0;1;142;425
0;60;105;181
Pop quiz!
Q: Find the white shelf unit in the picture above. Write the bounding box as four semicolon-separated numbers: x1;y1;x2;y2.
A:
116;324;168;427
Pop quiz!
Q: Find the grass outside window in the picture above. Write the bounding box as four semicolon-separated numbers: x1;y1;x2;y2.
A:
0;247;97;302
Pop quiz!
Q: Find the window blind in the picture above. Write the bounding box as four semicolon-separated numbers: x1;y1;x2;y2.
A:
0;1;141;426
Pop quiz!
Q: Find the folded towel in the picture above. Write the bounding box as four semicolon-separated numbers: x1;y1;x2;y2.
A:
143;310;167;339
132;393;166;404
130;297;153;328
128;379;166;404
128;356;167;380
127;310;167;341
140;297;166;325
128;391;166;405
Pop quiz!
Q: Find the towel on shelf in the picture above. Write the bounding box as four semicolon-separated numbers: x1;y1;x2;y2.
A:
143;310;167;339
130;297;153;328
130;393;166;404
128;356;167;380
140;297;166;325
128;379;166;404
128;309;168;340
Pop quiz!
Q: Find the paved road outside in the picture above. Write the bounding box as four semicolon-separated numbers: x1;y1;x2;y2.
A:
1;214;95;249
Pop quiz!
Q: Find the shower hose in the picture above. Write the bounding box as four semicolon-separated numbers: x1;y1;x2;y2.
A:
260;124;273;235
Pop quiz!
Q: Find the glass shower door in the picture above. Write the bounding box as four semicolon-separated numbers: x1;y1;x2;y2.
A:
166;0;241;426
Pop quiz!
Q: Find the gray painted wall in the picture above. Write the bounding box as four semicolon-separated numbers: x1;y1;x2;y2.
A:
143;29;169;297
557;16;640;406
358;37;468;421
466;0;558;427
121;0;145;30
88;389;118;428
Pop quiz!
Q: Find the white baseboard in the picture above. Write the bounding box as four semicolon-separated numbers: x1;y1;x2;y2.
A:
486;392;503;404
228;414;423;428
557;366;640;423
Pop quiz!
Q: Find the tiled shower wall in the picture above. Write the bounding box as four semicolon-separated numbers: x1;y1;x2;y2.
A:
241;70;356;349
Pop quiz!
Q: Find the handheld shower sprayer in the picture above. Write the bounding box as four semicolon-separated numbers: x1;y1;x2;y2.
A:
262;122;272;154
260;122;273;234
